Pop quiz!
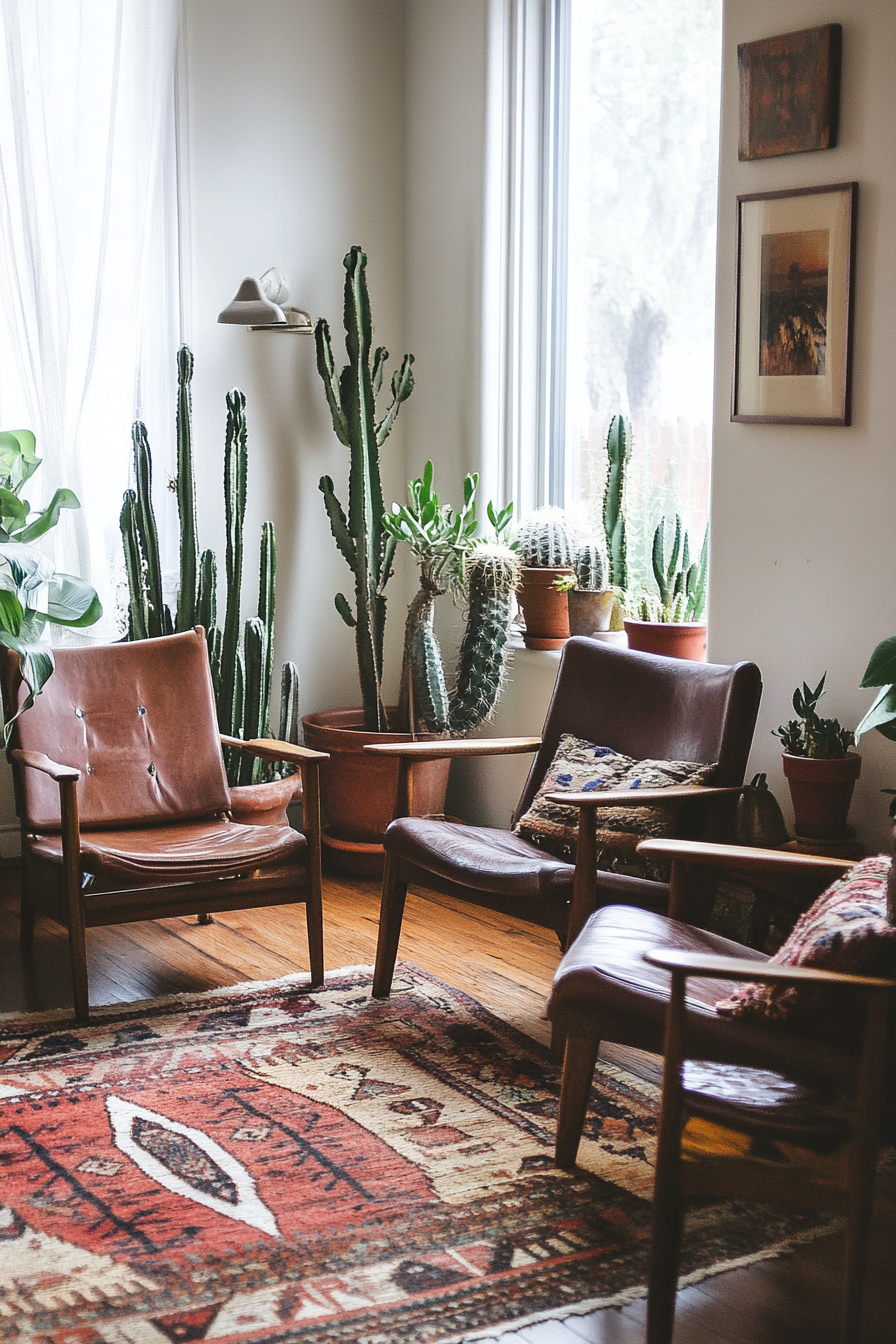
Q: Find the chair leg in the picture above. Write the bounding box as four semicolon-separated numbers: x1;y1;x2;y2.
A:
554;1027;600;1168
646;1118;685;1344
305;883;325;987
372;853;407;998
67;921;90;1024
19;871;34;948
549;1020;566;1064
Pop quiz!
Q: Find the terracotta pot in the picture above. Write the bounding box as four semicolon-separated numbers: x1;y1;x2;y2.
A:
781;751;862;841
567;589;616;637
623;619;707;662
516;567;574;649
228;773;303;827
302;708;451;876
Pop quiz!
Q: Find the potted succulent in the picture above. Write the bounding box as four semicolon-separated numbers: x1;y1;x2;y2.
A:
624;514;708;660
120;349;301;825
554;542;615;637
773;674;860;840
514;508;576;648
0;429;103;740
601;413;632;631
304;248;519;872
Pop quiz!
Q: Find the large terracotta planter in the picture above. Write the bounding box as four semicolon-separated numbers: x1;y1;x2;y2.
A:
623;619;707;662
781;751;862;840
229;773;302;827
516;567;574;649
302;708;451;876
567;589;616;637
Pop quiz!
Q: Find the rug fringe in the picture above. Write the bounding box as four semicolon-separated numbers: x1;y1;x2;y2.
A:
456;1218;843;1342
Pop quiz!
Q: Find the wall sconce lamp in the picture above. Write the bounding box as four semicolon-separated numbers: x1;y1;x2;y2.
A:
217;267;314;333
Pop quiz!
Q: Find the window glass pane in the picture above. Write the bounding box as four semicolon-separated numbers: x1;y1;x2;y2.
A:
564;0;722;588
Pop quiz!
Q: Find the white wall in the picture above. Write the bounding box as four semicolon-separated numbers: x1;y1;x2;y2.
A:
181;0;409;722
708;0;896;852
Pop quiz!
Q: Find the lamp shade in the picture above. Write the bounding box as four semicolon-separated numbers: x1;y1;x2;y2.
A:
217;277;286;326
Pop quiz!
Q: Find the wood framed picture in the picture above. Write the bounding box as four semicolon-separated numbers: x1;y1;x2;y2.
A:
732;182;857;426
738;24;841;161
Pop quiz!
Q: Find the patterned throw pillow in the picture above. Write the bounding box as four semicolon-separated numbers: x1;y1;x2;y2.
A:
513;734;717;878
715;855;896;1035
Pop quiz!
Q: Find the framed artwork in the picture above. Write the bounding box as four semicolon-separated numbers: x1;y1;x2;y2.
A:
738;24;842;161
732;182;857;426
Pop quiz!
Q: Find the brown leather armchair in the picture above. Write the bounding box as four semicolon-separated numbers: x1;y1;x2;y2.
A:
368;637;762;999
2;629;327;1022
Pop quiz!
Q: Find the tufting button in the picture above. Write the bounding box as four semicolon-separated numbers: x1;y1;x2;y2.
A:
85;764;93;774
137;706;146;716
75;708;84;719
147;763;156;776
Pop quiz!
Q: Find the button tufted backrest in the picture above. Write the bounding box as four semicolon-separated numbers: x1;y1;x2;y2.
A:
3;629;232;831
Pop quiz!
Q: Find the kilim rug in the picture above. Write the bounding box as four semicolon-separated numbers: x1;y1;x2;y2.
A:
0;965;829;1344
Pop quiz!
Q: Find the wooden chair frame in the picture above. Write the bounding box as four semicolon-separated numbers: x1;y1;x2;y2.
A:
15;734;327;1023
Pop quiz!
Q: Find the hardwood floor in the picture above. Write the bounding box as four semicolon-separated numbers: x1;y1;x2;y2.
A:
0;862;892;1343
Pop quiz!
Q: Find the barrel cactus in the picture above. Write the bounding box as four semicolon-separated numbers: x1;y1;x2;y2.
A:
384;462;519;736
516;507;576;568
120;347;300;786
574;541;605;592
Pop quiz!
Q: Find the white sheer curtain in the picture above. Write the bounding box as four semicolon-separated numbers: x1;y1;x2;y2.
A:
0;0;180;638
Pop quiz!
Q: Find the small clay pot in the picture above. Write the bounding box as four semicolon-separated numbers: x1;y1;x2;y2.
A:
623;619;707;662
516;567;574;649
567;589;616;636
781;751;862;840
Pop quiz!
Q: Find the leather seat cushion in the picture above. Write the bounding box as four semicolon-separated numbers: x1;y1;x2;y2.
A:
384;819;575;899
549;905;856;1084
28;819;306;886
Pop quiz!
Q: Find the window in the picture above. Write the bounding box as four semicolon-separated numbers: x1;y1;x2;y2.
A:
561;0;723;580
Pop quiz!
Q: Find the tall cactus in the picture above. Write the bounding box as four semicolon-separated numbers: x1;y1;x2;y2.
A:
602;414;632;589
120;347;301;786
385;463;519;736
315;246;414;732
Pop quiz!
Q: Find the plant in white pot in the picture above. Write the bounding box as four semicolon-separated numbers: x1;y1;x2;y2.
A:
772;674;860;841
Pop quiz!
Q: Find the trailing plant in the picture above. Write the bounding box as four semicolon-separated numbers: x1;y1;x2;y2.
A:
120;349;299;786
772;674;855;759
516;507;576;568
635;515;707;622
602;414;632;589
382;461;518;735
316;245;414;733
0;429;103;739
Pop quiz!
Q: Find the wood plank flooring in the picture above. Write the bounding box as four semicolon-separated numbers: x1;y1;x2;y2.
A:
0;863;892;1343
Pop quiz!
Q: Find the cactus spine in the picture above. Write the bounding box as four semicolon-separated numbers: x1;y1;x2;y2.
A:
316;246;414;732
120;347;301;786
602;414;632;589
516;507;576;567
574;541;605;592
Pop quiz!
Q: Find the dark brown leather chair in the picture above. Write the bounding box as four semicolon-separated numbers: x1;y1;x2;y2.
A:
368;637;762;999
2;629;327;1022
547;838;860;1168
643;947;894;1344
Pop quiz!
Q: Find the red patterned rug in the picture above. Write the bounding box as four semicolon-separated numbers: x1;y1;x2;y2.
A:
0;965;825;1343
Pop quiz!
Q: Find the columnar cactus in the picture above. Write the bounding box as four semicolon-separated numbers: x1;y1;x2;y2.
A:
316;246;414;733
120;347;300;786
448;543;522;735
516;507;576;567
644;515;708;622
574;541;605;592
602;414;632;589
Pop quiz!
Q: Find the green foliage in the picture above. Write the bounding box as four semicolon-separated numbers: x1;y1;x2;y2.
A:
602;415;631;588
315;246;414;733
120;348;300;785
636;515;707;622
772;674;855;759
0;430;102;741
856;636;896;744
383;463;519;735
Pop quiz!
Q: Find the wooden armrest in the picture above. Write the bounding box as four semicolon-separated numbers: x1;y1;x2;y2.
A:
12;748;80;782
220;735;329;764
364;736;541;761
643;947;896;991
545;785;743;808
637;837;855;878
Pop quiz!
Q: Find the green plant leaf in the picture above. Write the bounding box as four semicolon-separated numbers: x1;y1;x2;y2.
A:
0;631;54;744
855;685;896;740
860;636;896;688
17;488;80;543
44;573;103;627
0;589;24;637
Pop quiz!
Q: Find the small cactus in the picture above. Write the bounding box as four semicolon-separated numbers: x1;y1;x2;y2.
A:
574;541;605;592
516;507;576;568
639;516;708;622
